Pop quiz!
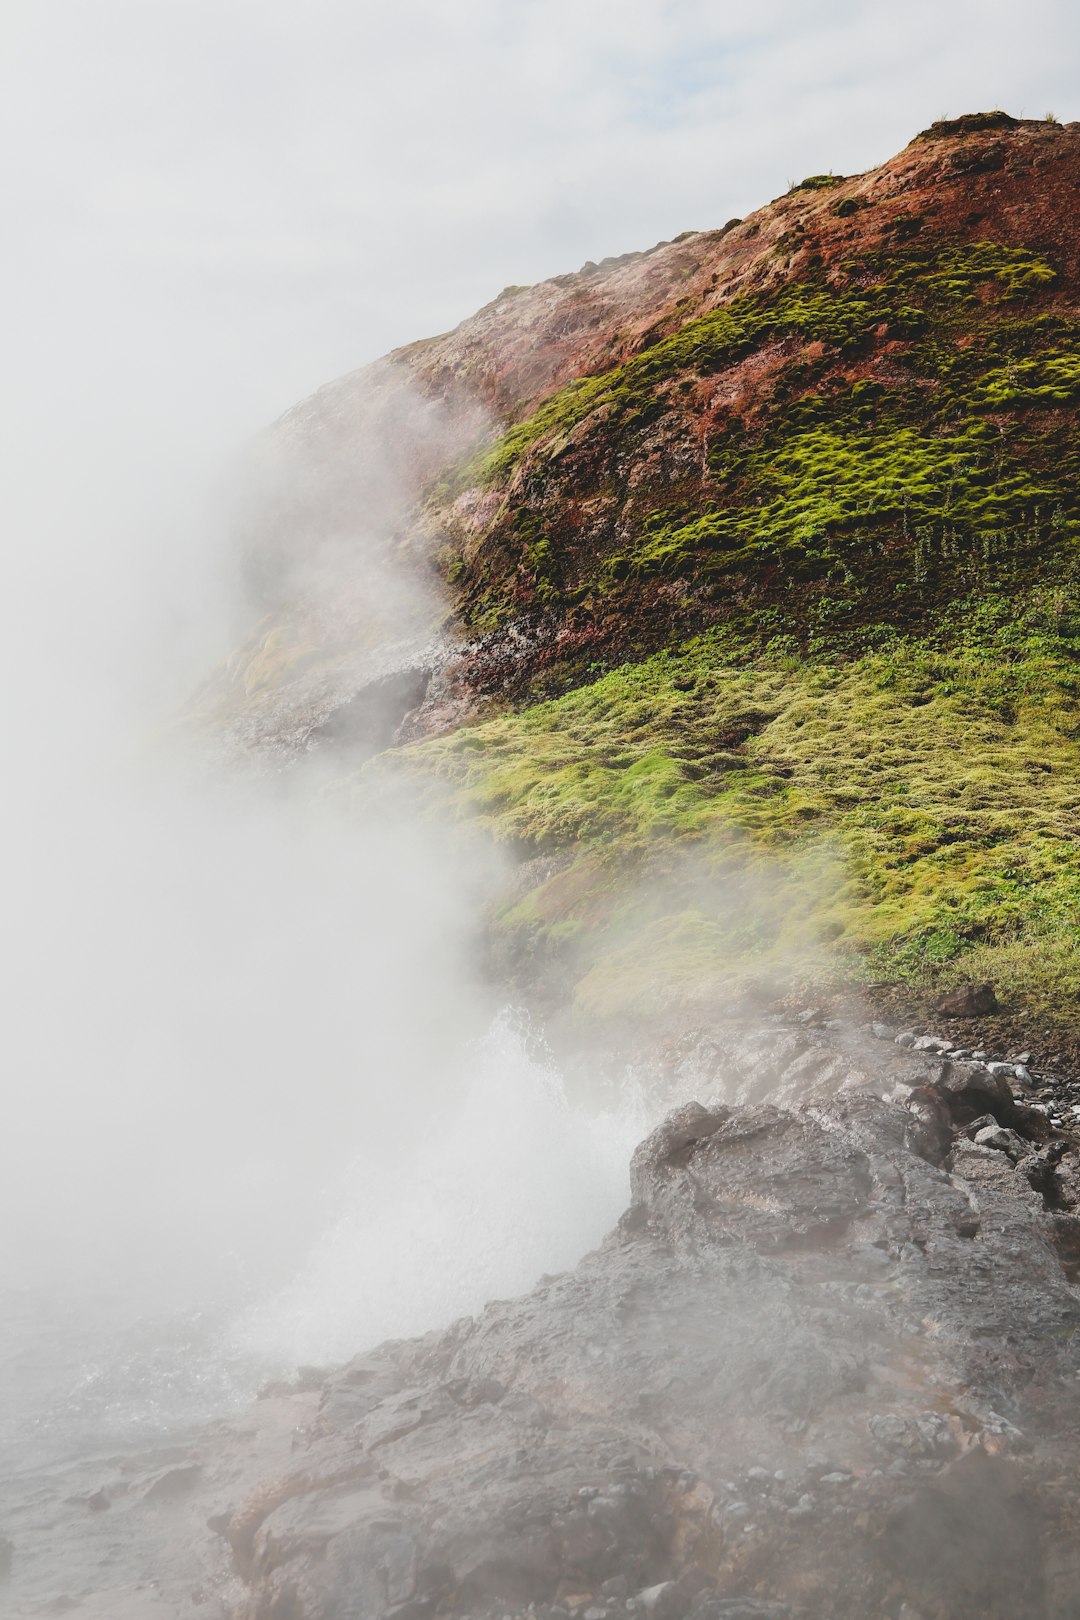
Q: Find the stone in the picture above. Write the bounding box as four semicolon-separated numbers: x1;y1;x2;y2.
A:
895;1031;917;1048
871;1022;895;1040
974;1124;1026;1161
147;1087;1080;1620
934;983;999;1016
635;1583;688;1619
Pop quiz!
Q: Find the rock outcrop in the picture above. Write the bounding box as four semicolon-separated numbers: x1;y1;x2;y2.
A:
194;1037;1080;1620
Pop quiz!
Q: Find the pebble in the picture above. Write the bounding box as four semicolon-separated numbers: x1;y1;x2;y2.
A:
819;1471;852;1485
986;1061;1015;1078
895;1032;916;1048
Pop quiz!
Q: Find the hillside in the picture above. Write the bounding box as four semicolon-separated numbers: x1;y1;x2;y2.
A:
200;111;1080;1047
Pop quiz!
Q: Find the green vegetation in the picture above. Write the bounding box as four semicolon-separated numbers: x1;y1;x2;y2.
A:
790;173;844;192
396;592;1080;1026
440;240;1079;642
612;410;1065;584
398;236;1080;1027
453;241;1059;492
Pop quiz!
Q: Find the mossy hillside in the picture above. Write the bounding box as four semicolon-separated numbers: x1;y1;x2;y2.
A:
439;242;1080;648
456;243;1050;491
399;591;1080;1027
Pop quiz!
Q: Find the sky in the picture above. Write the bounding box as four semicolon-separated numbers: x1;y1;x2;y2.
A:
4;0;1079;446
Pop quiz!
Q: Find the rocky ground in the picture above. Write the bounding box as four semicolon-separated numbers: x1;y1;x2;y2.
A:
9;1018;1080;1620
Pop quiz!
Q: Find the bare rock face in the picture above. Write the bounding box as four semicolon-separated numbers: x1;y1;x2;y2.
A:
216;1081;1080;1620
934;985;999;1018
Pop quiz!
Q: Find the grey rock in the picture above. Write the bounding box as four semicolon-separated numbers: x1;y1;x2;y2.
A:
194;1087;1080;1620
636;1583;686;1619
964;1113;1000;1139
975;1124;1026;1161
895;1031;917;1048
871;1022;895;1040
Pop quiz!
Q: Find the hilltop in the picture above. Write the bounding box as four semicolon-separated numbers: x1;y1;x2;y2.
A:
196;111;1080;1053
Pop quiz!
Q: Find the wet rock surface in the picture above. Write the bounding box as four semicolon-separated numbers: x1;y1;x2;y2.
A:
200;1037;1080;1620
10;1023;1080;1619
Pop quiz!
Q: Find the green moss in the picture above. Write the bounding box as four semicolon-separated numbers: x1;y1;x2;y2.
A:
441;240;1077;642
452;241;1057;493
791;173;844;192
392;592;1080;1026
973;350;1080;407
613;409;1071;585
399;237;1080;1027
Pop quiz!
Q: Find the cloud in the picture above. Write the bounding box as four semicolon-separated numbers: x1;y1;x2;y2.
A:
3;0;1077;434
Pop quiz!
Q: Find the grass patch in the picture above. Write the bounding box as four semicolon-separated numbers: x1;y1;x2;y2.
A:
390;593;1080;1026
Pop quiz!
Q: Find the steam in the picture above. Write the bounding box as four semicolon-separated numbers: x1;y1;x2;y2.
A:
237;1011;645;1366
0;246;645;1453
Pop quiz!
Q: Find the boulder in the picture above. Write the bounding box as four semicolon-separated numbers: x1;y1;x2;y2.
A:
934;984;999;1017
213;1089;1080;1620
